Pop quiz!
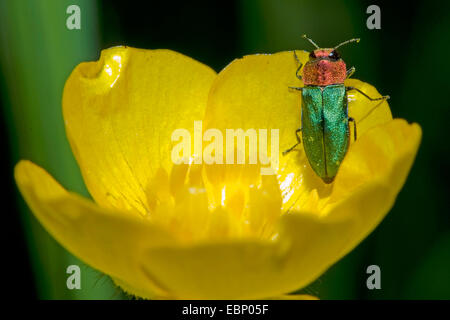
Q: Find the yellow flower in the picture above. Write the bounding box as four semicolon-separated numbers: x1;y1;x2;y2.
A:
15;47;421;299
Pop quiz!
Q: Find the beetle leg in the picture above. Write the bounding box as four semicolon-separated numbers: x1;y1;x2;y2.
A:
288;86;303;92
283;128;302;156
346;86;390;101
293;50;303;81
348;117;357;141
295;127;302;143
346;66;356;78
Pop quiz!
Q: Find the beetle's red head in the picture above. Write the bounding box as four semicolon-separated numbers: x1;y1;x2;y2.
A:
300;36;360;86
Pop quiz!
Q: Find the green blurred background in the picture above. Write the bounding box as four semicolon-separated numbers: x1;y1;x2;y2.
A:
1;0;448;299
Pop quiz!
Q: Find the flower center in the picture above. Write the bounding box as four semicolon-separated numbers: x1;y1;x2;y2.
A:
145;163;283;243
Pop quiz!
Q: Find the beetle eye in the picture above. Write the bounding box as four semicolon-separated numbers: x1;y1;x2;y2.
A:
309;51;316;59
329;50;340;60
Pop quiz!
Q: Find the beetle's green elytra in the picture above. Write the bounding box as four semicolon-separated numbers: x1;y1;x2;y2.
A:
302;85;349;183
284;35;389;184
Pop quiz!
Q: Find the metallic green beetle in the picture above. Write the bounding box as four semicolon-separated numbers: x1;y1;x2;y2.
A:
284;35;389;183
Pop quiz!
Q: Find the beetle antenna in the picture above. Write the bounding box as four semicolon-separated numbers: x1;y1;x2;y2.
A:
334;38;360;50
301;34;320;49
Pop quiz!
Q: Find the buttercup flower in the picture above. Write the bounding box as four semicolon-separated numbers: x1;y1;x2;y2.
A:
15;47;421;299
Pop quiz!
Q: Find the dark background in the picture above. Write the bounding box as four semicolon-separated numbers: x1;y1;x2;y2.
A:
1;0;449;299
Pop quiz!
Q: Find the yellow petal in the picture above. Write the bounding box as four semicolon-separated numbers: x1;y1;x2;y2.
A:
133;120;421;299
15;160;351;299
14;160;177;298
63;47;216;214
204;50;392;211
345;78;392;137
323;119;422;257
137;212;353;299
14;117;421;300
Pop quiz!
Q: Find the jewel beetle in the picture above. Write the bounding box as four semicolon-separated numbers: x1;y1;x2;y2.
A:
283;35;389;184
